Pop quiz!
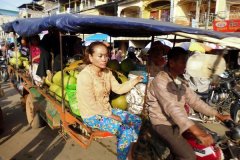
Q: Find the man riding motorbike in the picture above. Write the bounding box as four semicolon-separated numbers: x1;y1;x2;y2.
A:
146;47;231;160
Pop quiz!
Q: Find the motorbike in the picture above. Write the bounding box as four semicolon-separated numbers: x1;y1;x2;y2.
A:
207;71;238;110
133;118;240;160
0;56;9;83
193;70;240;123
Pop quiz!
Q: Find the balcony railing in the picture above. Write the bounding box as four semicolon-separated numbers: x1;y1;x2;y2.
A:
173;13;215;27
81;0;95;10
150;15;170;22
174;16;190;26
229;10;240;19
199;13;215;26
160;14;170;22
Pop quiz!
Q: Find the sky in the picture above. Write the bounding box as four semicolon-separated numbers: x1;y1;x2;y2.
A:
0;0;32;11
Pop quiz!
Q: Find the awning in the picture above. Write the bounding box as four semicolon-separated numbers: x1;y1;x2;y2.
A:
3;14;239;38
2;14;240;49
175;32;240;49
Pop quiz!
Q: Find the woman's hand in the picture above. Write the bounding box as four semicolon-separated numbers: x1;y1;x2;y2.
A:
32;56;38;62
32;57;36;61
215;113;232;122
110;114;122;122
133;76;143;85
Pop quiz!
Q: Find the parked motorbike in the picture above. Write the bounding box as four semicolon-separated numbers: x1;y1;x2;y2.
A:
222;120;240;159
207;71;238;111
0;56;9;83
194;70;240;123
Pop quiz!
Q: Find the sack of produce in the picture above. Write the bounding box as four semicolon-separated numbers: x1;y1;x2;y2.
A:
66;84;80;117
126;72;147;115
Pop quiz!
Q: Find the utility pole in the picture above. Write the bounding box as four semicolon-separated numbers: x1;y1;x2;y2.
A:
57;0;60;14
170;0;174;22
195;0;202;28
68;0;71;13
205;0;211;30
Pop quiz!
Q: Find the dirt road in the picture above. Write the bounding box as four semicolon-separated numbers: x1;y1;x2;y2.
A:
0;82;117;160
0;81;232;160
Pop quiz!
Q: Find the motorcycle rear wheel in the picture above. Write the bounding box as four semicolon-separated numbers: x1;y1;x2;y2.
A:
230;101;240;123
234;110;240;123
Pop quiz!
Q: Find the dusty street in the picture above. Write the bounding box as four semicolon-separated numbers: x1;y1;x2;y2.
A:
0;82;117;160
0;81;231;160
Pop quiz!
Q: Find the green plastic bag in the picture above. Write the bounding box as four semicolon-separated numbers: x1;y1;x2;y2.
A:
66;84;81;117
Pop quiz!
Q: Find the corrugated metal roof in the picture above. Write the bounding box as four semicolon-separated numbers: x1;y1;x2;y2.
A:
18;2;44;11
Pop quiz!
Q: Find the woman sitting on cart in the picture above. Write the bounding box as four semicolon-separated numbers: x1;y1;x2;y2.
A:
77;41;143;160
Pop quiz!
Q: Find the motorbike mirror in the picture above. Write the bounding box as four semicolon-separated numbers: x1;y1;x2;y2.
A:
223;120;236;128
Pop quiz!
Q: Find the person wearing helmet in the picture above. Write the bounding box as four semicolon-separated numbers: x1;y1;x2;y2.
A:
126;46;141;65
147;47;231;160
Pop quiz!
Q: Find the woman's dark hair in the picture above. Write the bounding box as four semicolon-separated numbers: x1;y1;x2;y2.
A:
127;51;137;59
9;43;15;50
167;47;188;62
17;36;22;44
17;36;29;44
148;44;166;57
83;41;108;64
21;37;29;44
30;35;40;44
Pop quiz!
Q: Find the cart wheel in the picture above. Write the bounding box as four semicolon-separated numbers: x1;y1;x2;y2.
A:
26;94;44;128
0;107;4;132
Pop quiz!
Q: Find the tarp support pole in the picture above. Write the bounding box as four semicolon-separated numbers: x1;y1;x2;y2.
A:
59;32;65;114
3;34;8;64
13;32;19;81
173;35;177;47
150;35;154;48
28;36;34;85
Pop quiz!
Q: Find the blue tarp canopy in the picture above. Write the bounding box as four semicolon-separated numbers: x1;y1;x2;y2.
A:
85;33;109;41
2;14;239;40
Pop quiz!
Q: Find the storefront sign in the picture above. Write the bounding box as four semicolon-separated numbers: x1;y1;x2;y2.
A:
213;19;240;32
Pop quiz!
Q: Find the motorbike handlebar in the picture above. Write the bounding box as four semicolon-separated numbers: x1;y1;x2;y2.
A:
223;120;236;129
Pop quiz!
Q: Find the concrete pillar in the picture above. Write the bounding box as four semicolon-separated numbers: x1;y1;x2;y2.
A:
194;0;202;28
139;1;143;18
215;0;227;19
171;0;179;23
118;7;123;17
226;3;231;20
119;41;127;56
170;0;174;22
